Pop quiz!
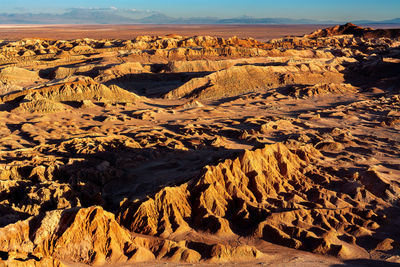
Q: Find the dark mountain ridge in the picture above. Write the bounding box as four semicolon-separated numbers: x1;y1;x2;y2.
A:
0;8;399;25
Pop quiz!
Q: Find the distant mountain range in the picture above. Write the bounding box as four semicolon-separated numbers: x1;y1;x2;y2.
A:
0;8;399;25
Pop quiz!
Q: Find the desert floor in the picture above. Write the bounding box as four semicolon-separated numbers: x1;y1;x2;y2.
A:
0;24;400;266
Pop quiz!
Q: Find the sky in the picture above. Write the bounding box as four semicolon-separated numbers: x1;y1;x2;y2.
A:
1;0;400;20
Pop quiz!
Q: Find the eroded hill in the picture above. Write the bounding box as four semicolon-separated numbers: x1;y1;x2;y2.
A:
0;24;400;266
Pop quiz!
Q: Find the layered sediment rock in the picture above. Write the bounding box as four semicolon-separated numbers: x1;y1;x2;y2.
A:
1;76;139;104
165;64;345;100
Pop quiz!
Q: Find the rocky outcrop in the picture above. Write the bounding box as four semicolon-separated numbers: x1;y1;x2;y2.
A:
0;67;40;84
95;62;150;82
1;76;139;104
0;204;266;265
15;99;71;113
119;143;394;258
306;23;400;39
0;206;204;265
165;64;344;100
285;83;358;98
165;57;273;73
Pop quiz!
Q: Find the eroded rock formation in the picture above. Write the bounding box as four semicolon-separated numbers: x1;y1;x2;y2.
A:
0;24;400;266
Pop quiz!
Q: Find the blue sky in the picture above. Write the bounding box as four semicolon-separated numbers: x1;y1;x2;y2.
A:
1;0;400;20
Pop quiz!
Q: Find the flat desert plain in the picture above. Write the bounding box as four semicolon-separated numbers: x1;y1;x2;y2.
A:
0;24;397;41
0;24;334;41
0;23;400;266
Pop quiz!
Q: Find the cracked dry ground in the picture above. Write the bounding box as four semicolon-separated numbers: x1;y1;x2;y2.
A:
0;24;400;266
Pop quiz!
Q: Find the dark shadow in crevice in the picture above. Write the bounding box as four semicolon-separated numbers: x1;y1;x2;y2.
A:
104;71;212;98
331;259;400;267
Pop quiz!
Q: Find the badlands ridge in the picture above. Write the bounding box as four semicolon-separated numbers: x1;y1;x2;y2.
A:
0;24;400;266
